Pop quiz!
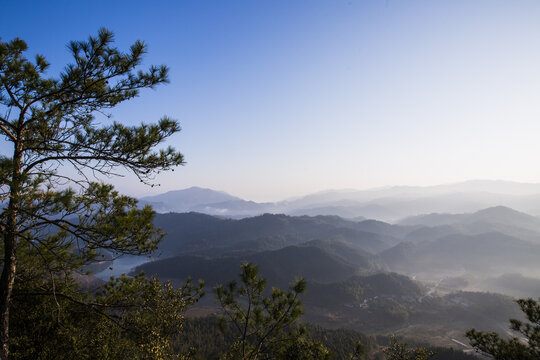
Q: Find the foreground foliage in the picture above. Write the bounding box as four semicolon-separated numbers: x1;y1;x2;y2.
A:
215;263;331;360
11;273;203;359
175;316;478;360
466;297;540;359
383;336;434;360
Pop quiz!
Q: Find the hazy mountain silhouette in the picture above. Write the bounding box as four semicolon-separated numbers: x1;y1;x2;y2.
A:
139;186;242;213
399;206;540;229
380;231;540;276
402;225;461;243
139;181;540;221
286;180;540;208
190;199;276;217
399;206;540;243
481;273;540;298
288;203;398;220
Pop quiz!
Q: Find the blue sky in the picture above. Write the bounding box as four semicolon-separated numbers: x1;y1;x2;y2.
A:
3;0;540;201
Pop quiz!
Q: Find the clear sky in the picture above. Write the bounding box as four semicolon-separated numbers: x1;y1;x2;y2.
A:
2;0;540;202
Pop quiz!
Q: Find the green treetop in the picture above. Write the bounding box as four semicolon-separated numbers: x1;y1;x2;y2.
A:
215;262;331;360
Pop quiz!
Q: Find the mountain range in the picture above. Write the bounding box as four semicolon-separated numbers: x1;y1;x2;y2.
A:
130;208;531;339
139;180;540;221
123;205;540;294
151;212;403;257
110;182;540;349
88;201;540;348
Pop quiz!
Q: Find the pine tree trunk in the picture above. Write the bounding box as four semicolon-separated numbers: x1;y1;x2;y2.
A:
0;224;16;360
0;144;22;360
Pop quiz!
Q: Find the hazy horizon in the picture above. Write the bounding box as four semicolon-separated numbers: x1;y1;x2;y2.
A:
138;178;540;203
4;1;540;202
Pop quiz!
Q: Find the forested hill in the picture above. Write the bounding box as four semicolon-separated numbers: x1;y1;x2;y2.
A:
148;210;540;285
136;241;380;288
152;212;401;256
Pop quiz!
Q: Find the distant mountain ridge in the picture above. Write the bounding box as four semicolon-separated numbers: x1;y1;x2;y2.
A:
399;206;540;243
138;180;540;221
380;231;540;277
399;205;540;229
139;186;243;213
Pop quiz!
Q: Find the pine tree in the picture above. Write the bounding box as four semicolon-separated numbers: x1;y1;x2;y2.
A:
383;335;434;360
466;298;540;359
215;262;330;360
0;29;186;359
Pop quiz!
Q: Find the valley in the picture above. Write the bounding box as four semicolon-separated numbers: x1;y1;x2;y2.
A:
92;182;540;356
